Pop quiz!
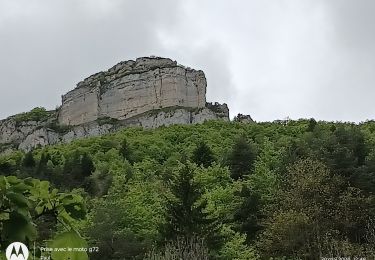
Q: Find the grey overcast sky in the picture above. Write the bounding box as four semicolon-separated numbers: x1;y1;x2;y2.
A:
0;0;374;122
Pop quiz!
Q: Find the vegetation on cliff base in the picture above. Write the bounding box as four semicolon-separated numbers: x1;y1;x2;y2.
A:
96;116;120;126
12;107;52;124
1;119;375;259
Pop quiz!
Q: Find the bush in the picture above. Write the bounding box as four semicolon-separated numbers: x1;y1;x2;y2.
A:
13;107;51;124
47;121;72;134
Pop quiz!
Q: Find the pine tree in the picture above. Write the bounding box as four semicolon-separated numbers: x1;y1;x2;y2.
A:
81;153;95;177
62;151;81;188
162;163;221;250
233;185;263;243
307;118;317;132
36;152;51;178
22;151;36;168
119;138;134;163
192;142;215;168
227;136;257;180
39;152;50;167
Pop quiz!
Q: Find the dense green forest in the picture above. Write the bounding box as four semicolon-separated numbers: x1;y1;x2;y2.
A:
1;119;375;259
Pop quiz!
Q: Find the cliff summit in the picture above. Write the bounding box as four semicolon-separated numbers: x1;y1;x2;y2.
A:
59;57;208;126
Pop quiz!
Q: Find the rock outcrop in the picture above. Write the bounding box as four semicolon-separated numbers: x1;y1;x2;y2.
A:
0;57;231;152
234;113;254;123
0;105;229;152
58;57;206;126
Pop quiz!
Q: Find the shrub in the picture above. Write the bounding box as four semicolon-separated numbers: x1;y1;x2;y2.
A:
13;107;51;124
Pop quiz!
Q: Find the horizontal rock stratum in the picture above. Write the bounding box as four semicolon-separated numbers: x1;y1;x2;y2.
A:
59;57;207;126
0;56;232;152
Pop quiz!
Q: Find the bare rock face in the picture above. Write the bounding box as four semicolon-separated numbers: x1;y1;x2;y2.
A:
0;106;229;152
124;106;229;129
234;113;254;123
18;128;60;152
58;57;207;126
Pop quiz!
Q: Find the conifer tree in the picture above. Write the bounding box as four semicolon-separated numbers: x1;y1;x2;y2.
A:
233;185;263;243
22;151;36;168
81;153;95;177
36;152;51;178
162;163;221;250
307;118;317;132
227;136;257;180
192;142;215;168
120;138;134;164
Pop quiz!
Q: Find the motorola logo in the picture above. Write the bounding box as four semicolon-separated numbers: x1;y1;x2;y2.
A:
5;242;29;260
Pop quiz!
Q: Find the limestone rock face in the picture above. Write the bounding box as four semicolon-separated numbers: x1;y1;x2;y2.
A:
234;113;254;123
124;106;229;129
0;106;229;152
18;128;60;152
58;57;207;126
0;119;47;148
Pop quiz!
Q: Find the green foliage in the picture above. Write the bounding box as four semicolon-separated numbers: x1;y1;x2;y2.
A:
81;153;95;177
96;116;119;126
145;237;210;260
22;151;36;168
233;185;263;243
13;107;51;124
257;159;375;258
192;141;215;168
0;175;86;255
47;120;73;134
161;162;223;254
119;138;134;163
227;136;257;180
49;231;88;260
0;142;17;153
219;226;259;260
86;158;166;259
1;119;375;259
307;118;317;132
248;139;282;205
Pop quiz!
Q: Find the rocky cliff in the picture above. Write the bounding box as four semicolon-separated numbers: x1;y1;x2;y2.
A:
0;57;230;152
59;57;206;126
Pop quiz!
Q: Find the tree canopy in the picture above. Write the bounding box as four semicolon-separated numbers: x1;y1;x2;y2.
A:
1;119;375;259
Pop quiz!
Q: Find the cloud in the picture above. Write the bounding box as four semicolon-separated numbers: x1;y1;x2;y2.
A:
307;0;375;121
0;0;184;118
324;0;375;51
0;0;374;122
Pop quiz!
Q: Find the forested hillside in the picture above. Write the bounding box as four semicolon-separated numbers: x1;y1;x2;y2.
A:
1;119;375;259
